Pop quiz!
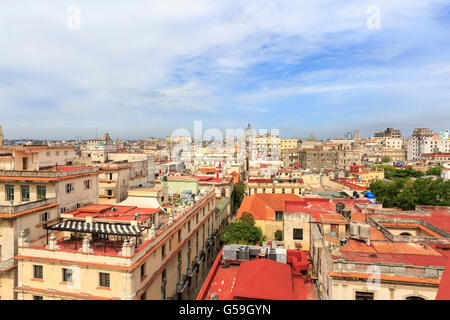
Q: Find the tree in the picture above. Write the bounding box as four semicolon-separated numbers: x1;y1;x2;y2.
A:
232;182;246;212
274;230;283;241
239;212;255;226
220;213;264;245
370;177;450;210
382;156;391;163
426;166;443;176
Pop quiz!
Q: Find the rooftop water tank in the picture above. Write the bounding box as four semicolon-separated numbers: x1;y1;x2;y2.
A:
349;222;360;237
360;223;371;239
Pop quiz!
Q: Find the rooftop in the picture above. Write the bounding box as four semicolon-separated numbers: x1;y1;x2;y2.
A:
197;249;317;300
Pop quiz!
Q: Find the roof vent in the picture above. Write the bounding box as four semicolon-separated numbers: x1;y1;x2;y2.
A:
111;207;117;212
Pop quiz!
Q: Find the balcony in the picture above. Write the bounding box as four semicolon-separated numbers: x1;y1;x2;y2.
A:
0;197;57;214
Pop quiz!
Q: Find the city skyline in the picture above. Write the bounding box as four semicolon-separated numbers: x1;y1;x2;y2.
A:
1;1;450;139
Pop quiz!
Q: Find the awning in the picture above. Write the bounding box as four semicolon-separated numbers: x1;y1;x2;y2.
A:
44;219;147;236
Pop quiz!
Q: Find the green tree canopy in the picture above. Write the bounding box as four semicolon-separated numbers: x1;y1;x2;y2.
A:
220;213;264;245
370;177;450;210
232;182;246;212
426;166;443;176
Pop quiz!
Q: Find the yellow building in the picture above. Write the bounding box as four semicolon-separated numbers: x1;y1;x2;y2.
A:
246;178;305;196
236;193;303;241
280;139;298;153
0;145;75;171
0;166;99;300
15;184;231;300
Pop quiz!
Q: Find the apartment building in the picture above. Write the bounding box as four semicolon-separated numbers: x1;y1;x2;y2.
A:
246;178;305;197
408;131;450;162
0;166;99;299
15;182;230;300
374;128;402;138
0;125;4;148
0;145;75;170
307;202;450;300
236;193;303;241
280;139;299;154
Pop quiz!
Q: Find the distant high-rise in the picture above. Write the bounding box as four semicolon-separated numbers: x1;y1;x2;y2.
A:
440;129;449;140
309;133;315;141
353;130;360;140
345;131;354;139
374;128;401;138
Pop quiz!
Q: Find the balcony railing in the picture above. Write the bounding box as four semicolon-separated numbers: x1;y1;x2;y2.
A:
0;197;57;214
0;167;98;178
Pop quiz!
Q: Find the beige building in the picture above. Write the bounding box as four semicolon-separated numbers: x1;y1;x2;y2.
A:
0;125;4;148
246;178;305;196
309;202;449;300
0;166;99;300
280;139;298;154
15;182;230;300
0;146;75;171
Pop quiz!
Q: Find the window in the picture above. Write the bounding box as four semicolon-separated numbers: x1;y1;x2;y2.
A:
63;268;73;283
84;180;91;189
275;211;283;221
64;151;68;155
99;273;110;287
60;207;67;214
55;151;60;156
293;228;303;240
33;296;43;300
406;296;425;300
39;212;49;223
107;173;113;180
178;230;182;243
46;151;51;157
188;221;191;232
140;263;146;279
161;269;166;300
6;185;14;201
33;265;43;279
65;183;74;194
161;244;166;258
107;190;113;196
21;185;30;202
37;186;46;200
355;291;374;300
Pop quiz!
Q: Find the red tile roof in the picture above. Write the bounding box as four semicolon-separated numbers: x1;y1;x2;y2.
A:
436;259;450;300
232;259;294;300
236;193;303;221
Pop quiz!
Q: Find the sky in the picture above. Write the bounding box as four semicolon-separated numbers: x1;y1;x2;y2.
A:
0;0;449;140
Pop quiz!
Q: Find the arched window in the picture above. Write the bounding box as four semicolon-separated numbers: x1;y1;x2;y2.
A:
406;296;425;300
221;189;226;197
400;232;413;237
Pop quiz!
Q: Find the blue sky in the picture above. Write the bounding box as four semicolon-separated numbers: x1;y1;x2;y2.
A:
0;0;449;140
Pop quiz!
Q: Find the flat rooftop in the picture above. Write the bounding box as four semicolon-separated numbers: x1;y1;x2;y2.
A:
197;249;318;300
